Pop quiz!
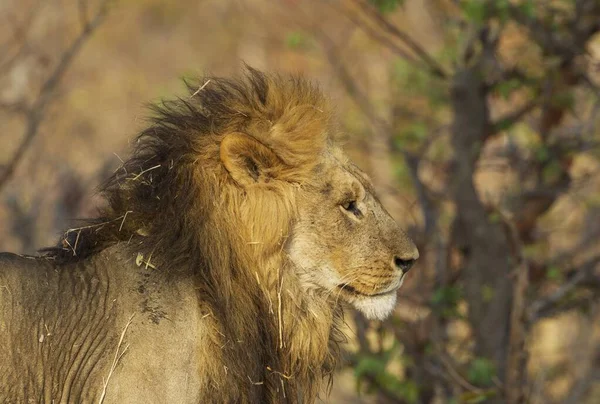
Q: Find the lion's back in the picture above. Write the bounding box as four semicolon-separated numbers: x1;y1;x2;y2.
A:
0;252;114;400
0;248;208;403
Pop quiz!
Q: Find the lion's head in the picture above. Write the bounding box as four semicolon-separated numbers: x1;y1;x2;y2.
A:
219;130;418;320
215;74;419;321
56;68;418;322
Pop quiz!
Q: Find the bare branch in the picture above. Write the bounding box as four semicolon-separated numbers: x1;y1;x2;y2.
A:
351;0;448;79
502;215;529;404
336;3;419;65
528;256;600;323
0;0;110;192
318;32;395;138
507;0;600;58
491;99;539;135
78;0;90;28
0;100;29;115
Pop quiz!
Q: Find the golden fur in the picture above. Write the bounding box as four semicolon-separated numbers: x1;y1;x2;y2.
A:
1;68;418;403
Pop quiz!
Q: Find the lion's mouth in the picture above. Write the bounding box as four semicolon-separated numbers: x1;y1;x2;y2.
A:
336;282;400;298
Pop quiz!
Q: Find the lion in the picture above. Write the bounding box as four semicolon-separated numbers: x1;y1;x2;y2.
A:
0;68;418;403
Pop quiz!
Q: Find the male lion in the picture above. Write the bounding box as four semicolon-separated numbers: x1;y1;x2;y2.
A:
0;69;418;403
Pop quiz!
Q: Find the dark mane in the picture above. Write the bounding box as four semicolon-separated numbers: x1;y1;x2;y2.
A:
45;67;326;268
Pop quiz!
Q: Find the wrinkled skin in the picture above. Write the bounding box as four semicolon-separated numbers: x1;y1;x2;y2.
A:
289;150;419;320
0;250;207;402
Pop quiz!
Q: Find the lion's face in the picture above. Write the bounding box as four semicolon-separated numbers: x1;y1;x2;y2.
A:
220;132;418;320
288;150;419;320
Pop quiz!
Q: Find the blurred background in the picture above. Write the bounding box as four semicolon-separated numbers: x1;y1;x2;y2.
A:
1;0;600;402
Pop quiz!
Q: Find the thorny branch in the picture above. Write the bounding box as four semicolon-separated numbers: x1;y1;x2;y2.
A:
0;0;110;192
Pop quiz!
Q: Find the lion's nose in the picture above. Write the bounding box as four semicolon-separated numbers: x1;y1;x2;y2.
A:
393;256;415;273
393;247;419;273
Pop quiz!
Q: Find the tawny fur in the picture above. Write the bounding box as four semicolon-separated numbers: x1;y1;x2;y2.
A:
0;68;418;403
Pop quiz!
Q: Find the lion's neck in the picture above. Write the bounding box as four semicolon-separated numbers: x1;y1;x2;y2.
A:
262;256;343;401
204;252;342;403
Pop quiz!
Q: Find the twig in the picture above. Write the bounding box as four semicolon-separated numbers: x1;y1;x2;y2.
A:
528;256;600;323
352;0;447;79
491;99;539;135
0;100;29;115
98;313;135;404
489;210;530;404
506;263;529;402
78;0;90;28
128;164;161;181
277;268;284;350
0;0;110;192
119;210;133;232
438;354;485;394
190;79;211;98
335;3;418;64
317;32;396;144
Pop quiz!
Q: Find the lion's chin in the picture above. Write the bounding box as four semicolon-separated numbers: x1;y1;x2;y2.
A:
352;292;397;320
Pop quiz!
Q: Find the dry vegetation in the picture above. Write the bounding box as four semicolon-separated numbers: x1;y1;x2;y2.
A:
1;0;600;403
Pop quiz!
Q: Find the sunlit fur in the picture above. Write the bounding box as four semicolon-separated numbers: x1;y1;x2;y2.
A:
44;68;417;402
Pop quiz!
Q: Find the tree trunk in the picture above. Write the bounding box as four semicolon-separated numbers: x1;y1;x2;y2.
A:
449;66;513;400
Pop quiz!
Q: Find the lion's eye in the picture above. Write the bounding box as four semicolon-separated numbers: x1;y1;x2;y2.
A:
341;200;361;217
342;200;356;211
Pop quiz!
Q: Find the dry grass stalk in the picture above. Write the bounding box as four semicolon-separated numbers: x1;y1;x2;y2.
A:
98;313;135;404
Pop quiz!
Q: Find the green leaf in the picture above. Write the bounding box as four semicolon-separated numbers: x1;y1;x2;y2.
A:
542;160;563;183
431;285;463;318
481;284;494;303
494;119;511;132
395;122;428;151
285;31;309;50
384;378;419;403
354;355;387;379
495;0;510;23
467;357;496;387
460;390;498;403
496;78;522;100
354;353;420;402
461;0;487;23
519;0;536;18
488;211;501;223
368;0;404;14
391;58;446;108
550;91;575;110
546;265;562;281
535;145;550;162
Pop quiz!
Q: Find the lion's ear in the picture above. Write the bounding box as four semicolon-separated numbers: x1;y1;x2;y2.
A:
220;133;285;187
